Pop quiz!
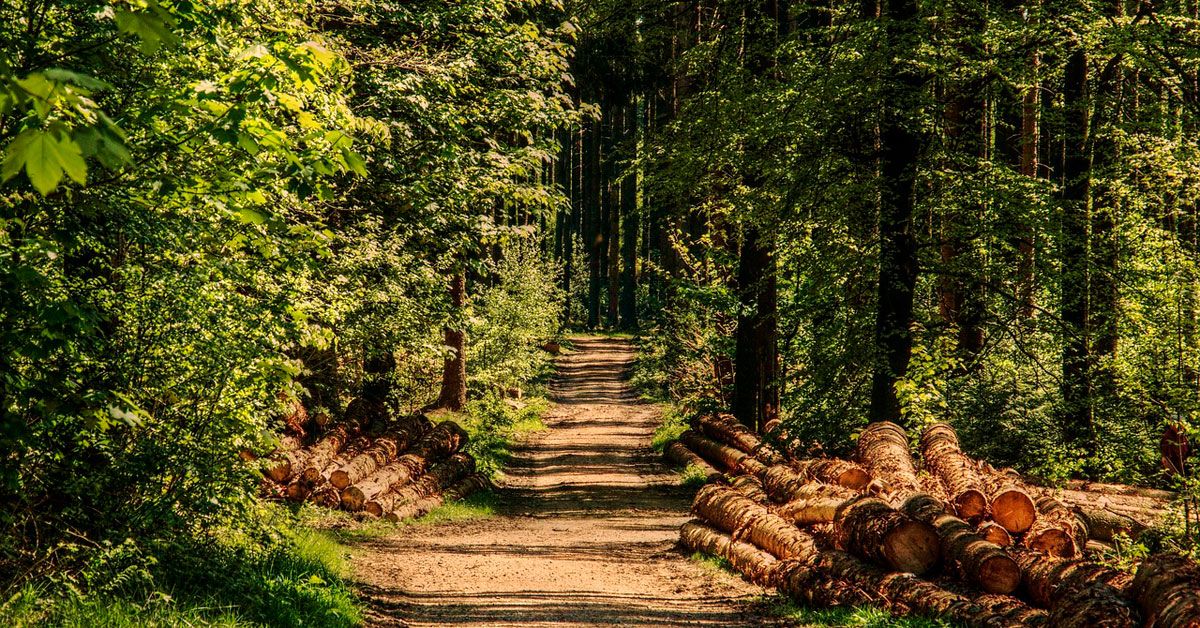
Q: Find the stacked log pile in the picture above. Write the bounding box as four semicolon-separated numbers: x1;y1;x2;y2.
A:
258;405;487;521
665;414;1192;627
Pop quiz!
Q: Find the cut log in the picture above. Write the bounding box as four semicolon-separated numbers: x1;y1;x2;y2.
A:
854;422;922;496
382;474;490;523
791;458;872;491
1024;496;1085;558
329;418;431;489
1065;480;1174;502
836;496;941;575
1015;551;1138;628
301;436;371;486
977;466;1038;534
405;419;467;462
763;465;857;504
919;423;989;521
901;493;1020;594
366;453;475;517
1130;553;1200;628
697;484;938;574
697;413;785;464
1075;507;1147;543
266;425;351;484
978;522;1013;547
680;430;761;476
663;442;719;478
340;462;417;512
679;519;781;585
308;486;340;509
728;474;768;503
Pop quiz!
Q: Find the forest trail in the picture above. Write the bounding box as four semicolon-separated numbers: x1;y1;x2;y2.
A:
351;337;776;626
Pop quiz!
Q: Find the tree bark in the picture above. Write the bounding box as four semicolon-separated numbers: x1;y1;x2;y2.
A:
619;102;639;329
733;228;779;432
436;272;468;411
868;0;927;422
919;423;989;520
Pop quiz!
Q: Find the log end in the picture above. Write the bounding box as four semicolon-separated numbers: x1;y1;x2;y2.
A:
329;469;351;490
1027;528;1076;558
882;519;941;575
265;461;291;483
363;502;384;518
838;468;872;491
978;522;1013;547
953;489;989;522
992;489;1037;533
340;487;366;512
978;554;1022;595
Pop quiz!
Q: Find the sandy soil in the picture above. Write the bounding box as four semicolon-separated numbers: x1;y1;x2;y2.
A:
350;336;782;627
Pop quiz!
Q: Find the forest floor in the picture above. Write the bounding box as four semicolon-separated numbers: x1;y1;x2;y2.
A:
349;336;784;626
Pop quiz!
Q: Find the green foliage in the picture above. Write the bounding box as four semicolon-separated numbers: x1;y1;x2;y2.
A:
678;465;711;489
458;395;550;480
0;0;579;616
759;595;957;628
650;406;690;452
0;516;360;628
469;238;565;395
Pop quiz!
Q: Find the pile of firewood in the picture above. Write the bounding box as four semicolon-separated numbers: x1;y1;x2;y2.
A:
666;414;1200;628
257;405;488;521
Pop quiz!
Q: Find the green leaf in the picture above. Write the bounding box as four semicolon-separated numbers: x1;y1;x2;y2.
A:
3;129;87;194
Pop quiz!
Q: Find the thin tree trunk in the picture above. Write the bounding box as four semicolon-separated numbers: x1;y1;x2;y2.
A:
436;272;468;411
619;101;640;329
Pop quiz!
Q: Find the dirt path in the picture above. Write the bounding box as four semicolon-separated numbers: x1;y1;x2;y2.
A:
351;336;778;626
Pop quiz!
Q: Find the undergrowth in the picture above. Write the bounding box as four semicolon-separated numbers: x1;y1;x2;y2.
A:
0;510;361;628
454;394;550;480
759;595;959;628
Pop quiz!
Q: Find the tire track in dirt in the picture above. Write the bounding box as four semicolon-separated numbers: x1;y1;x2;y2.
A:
350;336;779;626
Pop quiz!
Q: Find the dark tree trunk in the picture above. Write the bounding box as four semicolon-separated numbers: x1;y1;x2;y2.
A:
1017;5;1040;321
585;116;603;329
733;229;779;431
606;104;622;327
619;101;640;329
939;15;986;359
868;0;927;422
436;272;468;411
1060;46;1093;452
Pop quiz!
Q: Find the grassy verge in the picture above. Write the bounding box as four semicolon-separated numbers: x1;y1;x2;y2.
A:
1;510;362;628
756;595;958;628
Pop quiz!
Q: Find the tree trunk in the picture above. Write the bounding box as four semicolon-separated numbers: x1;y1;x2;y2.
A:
436;272;468;411
733;228;779;431
619;101;640;329
900;493;1021;594
853;421;922;496
585;116;603;329
1060;45;1094;455
919;423;989;520
869;0;927;422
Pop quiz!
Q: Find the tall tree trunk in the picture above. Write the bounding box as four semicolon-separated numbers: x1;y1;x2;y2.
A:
436;272;468;411
734;229;779;431
606;104;622;327
869;0;927;422
585;116;603;329
619;101;640;329
1060;45;1093;453
1017;3;1040;321
733;0;787;430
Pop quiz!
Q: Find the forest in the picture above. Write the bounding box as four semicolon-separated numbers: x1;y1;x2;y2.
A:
2;0;1200;626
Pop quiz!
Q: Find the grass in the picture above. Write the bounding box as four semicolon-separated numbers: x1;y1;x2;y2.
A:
689;551;737;575
651;406;690;452
1;522;362;628
394;490;501;526
758;595;959;628
451;394;549;480
679;464;712;488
